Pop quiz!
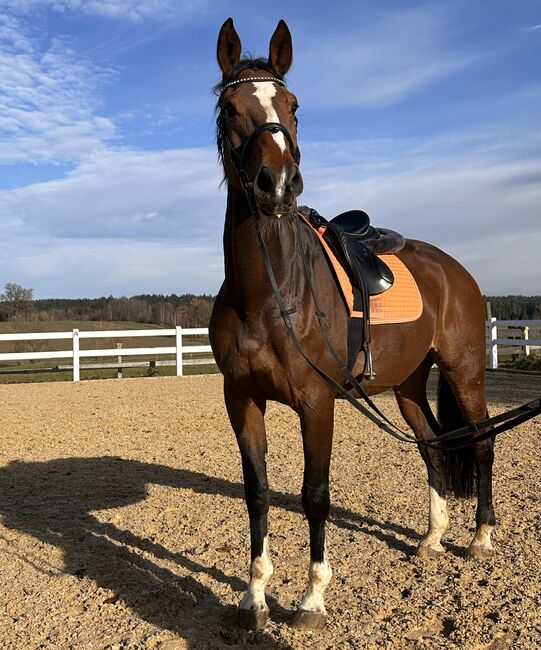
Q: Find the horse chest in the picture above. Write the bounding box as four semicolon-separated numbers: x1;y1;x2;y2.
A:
212;309;293;398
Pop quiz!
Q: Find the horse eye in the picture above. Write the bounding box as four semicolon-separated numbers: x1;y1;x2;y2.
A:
223;102;236;118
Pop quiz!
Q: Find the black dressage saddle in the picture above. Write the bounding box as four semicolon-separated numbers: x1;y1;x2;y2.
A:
299;207;405;296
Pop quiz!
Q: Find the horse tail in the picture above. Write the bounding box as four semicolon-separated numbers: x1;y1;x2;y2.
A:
437;372;476;499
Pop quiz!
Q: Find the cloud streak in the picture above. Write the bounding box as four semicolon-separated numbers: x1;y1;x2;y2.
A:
292;7;476;109
0;14;114;165
0;148;223;240
0;0;210;23
1;129;539;296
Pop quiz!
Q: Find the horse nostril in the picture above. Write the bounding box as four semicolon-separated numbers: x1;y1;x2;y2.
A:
291;170;303;195
256;166;274;194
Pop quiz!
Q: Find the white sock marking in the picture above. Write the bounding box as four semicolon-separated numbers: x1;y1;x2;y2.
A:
298;554;332;614
470;523;494;550
421;485;449;550
239;536;273;612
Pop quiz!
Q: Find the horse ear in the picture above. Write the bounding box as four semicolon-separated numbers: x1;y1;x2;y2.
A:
217;17;242;75
268;19;292;77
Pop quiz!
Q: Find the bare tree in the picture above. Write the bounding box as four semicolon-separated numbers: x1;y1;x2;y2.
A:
0;282;34;320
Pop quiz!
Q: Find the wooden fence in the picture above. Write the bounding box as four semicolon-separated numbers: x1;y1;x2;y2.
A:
487;319;541;369
0;327;213;381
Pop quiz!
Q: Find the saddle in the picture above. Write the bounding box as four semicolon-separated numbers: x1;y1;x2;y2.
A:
298;206;405;296
298;206;406;377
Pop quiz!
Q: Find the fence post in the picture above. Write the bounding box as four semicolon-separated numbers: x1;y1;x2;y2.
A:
176;325;183;376
524;326;530;357
73;329;80;381
489;317;498;369
117;342;123;379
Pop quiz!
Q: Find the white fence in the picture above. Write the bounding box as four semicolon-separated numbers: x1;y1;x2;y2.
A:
487;319;541;369
0;327;214;381
0;320;539;381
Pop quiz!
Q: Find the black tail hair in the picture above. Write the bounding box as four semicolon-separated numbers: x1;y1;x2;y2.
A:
437;372;476;498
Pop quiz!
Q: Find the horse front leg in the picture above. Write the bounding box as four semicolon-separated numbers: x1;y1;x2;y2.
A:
292;388;334;630
224;380;272;630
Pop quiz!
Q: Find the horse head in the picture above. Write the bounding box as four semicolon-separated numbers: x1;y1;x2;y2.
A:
216;18;303;218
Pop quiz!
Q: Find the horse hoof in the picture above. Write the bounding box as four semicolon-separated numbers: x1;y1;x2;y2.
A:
291;609;327;630
417;544;445;559
467;544;495;560
235;607;268;630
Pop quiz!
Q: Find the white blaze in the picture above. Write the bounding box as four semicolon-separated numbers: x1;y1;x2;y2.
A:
251;82;287;154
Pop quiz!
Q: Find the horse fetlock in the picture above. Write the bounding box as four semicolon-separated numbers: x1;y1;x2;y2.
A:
239;536;273;615
297;557;332;617
467;524;495;560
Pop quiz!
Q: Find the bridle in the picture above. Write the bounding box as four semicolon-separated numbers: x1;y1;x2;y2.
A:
217;76;300;207
216;76;541;449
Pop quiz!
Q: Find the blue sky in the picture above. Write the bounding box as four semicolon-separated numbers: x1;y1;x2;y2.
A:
0;0;540;298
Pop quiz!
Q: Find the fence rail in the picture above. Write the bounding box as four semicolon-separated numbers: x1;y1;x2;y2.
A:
486;318;541;369
0;327;214;381
0;319;539;380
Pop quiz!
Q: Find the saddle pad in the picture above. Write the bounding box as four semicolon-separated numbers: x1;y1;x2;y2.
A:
370;255;423;325
310;223;423;325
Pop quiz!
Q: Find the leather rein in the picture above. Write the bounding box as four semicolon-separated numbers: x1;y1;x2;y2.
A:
217;77;541;450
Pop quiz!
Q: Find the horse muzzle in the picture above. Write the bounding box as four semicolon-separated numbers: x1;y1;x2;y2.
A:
254;163;303;218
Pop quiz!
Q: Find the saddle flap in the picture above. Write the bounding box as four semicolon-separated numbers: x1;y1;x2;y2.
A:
325;230;394;296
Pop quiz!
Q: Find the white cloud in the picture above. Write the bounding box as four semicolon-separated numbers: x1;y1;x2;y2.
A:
291;7;476;108
0;229;224;297
1;130;539;296
0;14;115;164
0;0;209;23
0;146;226;297
0;147;223;240
300;136;541;294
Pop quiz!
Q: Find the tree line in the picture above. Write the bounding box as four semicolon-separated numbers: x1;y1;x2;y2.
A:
1;283;540;326
484;295;541;320
0;284;215;327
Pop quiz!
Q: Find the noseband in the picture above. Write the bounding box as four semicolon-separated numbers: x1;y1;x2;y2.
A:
217;76;301;194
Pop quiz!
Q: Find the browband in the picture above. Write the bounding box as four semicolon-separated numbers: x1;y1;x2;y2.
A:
222;76;286;91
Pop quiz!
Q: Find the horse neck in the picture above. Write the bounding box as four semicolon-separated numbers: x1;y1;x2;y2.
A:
223;187;305;311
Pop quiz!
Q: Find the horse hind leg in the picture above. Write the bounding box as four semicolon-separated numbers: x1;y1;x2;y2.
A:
394;355;450;557
435;360;496;559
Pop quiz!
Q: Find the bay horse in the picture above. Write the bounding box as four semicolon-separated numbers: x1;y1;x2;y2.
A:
209;18;495;631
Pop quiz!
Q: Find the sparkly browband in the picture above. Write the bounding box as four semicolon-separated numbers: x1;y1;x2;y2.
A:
222;76;286;91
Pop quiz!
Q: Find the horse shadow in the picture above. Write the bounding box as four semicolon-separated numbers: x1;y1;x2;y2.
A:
0;455;442;646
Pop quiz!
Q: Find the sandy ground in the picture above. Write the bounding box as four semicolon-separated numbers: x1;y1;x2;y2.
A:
0;371;540;649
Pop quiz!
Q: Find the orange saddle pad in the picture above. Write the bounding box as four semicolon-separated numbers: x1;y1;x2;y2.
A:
309;222;423;325
370;255;423;324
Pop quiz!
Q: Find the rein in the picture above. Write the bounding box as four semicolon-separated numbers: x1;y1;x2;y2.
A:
218;79;541;450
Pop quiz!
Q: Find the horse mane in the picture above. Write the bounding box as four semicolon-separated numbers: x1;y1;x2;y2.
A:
214;56;283;168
